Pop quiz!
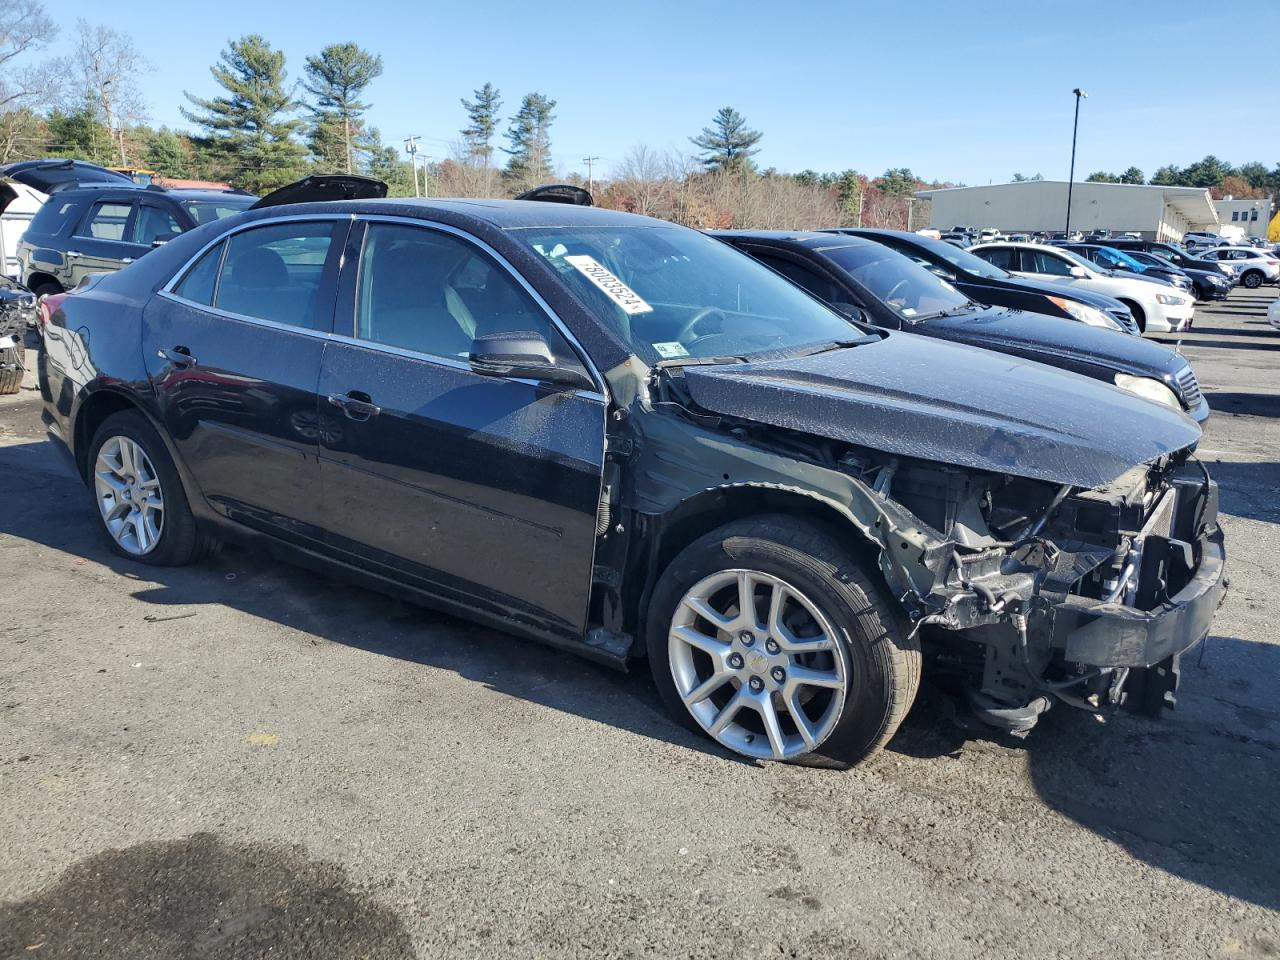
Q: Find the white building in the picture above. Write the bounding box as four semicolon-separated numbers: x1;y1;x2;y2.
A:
1213;197;1273;239
915;180;1220;241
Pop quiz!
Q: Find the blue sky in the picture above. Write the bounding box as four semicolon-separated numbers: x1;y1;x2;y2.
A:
44;0;1280;184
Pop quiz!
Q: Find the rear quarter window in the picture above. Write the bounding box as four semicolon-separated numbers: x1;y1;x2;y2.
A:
26;198;81;238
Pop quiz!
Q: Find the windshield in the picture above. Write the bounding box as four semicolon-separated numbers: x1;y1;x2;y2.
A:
516;226;857;364
181;198;256;225
1091;246;1147;272
822;243;971;320
907;234;1009;279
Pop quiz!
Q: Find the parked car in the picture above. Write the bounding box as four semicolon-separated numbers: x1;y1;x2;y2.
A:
1006;233;1031;242
939;231;971;247
37;190;1224;764
1056;243;1197;296
18;182;258;296
969;241;1196;333
1120;248;1232;301
1086;229;1111;241
0;279;34;394
978;228;1002;243
715;230;1207;422
1269;296;1280;331
827;228;1138;333
1102;238;1236;284
1192;246;1280;288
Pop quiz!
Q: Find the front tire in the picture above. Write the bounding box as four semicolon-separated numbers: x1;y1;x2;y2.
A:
1120;300;1146;333
0;345;21;395
87;410;212;565
646;516;921;767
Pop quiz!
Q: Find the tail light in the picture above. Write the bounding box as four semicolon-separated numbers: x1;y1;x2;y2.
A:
37;292;68;331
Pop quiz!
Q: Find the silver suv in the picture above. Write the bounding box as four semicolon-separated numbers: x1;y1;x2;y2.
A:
1194;246;1280;288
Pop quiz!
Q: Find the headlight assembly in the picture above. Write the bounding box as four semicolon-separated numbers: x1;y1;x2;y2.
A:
1155;293;1187;305
1114;373;1182;410
1048;296;1122;331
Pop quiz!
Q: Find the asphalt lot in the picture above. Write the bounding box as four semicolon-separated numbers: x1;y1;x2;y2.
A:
1;287;1278;959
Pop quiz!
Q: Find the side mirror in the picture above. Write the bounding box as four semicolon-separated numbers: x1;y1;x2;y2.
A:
1068;266;1088;278
469;330;595;390
830;300;866;323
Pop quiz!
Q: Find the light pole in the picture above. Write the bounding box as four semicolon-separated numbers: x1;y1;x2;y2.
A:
1065;88;1087;237
403;136;422;198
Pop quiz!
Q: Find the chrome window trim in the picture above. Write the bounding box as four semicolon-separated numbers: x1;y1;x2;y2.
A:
156;211;609;401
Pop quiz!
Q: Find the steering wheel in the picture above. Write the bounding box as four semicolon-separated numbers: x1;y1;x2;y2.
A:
883;279;909;305
675;306;728;344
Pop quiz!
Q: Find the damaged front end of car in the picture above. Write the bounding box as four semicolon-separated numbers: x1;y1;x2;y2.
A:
860;451;1226;731
606;338;1227;735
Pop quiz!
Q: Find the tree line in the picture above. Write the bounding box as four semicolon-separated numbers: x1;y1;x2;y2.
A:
2;0;1271;233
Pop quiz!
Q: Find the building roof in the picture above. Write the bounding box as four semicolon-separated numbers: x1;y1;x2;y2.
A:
915;180;1220;230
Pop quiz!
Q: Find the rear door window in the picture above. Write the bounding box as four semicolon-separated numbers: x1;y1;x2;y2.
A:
172;240;224;306
214;221;340;330
133;204;184;246
1031;251;1074;276
76;202;135;241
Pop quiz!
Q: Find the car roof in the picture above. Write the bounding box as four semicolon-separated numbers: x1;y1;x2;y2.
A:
162;188;255;202
316;197;673;230
708;229;874;252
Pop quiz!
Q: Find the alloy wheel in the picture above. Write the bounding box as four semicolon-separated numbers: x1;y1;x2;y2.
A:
668;569;849;760
94;435;164;555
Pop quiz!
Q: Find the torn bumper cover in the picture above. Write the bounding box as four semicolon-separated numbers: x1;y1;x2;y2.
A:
1051;524;1225;668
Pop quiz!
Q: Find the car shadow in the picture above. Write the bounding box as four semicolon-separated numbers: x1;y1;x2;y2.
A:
0;437;743;767
1199;458;1280;525
6;436;1278;910
886;635;1280;912
1203;392;1280;419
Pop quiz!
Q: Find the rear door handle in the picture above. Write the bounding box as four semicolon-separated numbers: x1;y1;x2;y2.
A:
327;391;380;421
159;346;197;368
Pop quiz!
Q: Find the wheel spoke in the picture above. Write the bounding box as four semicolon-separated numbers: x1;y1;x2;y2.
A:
737;571;758;630
766;581;789;636
118;439;135;477
95;471;126;493
681;671;729;707
682;595;733;631
754;695;788;759
131;512;149;552
780;632;836;655
707;687;748;736
671;624;731;661
786;665;844;691
785;692;818;749
103;499;130;521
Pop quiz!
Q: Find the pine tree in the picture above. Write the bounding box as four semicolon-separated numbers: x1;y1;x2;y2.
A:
1119;166;1145;184
504;92;555;185
690;107;762;173
145;128;189;178
460;82;501;166
181;35;307;193
302;42;382;173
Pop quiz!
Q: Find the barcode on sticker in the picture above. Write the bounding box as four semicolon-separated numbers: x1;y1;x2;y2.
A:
565;255;653;315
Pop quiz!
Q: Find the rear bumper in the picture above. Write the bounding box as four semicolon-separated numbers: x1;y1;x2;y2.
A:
1050;526;1226;668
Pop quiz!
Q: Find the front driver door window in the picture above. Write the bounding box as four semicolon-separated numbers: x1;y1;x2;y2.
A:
316;221;606;638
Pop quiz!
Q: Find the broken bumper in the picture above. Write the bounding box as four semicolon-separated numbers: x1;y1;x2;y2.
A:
1049;525;1226;668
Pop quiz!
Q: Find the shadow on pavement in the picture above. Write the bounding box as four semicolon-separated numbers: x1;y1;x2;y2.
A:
1202;459;1280;524
5;437;1279;911
0;437;736;766
1204;392;1280;419
0;833;417;959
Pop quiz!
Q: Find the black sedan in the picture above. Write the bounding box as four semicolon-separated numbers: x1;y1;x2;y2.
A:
714;230;1207;423
1123;249;1231;302
826;228;1139;334
1055;242;1197;297
38;194;1224;765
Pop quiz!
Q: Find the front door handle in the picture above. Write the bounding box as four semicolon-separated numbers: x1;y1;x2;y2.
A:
327;391;381;421
159;346;197;368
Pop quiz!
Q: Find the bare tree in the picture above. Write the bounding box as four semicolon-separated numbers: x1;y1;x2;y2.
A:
0;0;64;159
74;19;148;165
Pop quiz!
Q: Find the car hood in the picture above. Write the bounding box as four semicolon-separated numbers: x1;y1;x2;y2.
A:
990;273;1128;312
920;306;1183;379
680;333;1201;489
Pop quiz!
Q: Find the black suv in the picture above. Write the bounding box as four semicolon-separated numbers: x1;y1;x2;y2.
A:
18;183;256;296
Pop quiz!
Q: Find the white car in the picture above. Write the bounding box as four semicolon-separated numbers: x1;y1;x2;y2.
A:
1193;246;1280;289
969;241;1196;334
1268;296;1280;331
977;228;1003;244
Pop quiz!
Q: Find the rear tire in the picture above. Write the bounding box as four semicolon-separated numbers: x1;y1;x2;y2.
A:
646;515;921;768
1241;270;1263;289
0;345;21;395
87;410;214;565
31;281;63;299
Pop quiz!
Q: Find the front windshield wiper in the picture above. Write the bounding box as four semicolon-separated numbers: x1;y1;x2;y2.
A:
653;354;750;372
911;304;977;322
766;336;880;360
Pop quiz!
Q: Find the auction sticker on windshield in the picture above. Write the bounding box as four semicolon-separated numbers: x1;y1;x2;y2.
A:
564;255;653;315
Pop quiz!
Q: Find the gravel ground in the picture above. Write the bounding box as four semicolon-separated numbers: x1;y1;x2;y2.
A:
1;288;1277;959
